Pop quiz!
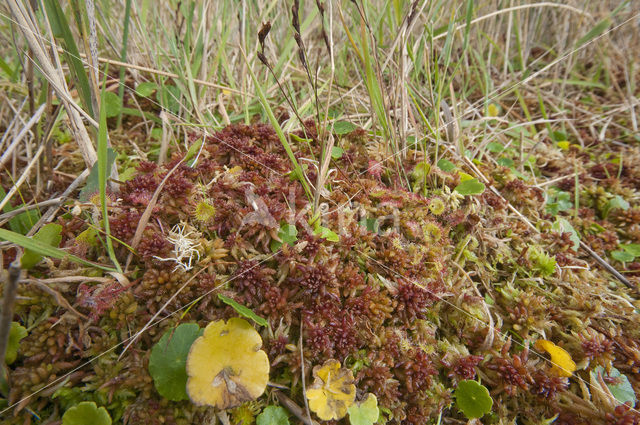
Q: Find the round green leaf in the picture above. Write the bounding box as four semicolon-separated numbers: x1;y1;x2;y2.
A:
5;322;27;364
159;85;181;114
552;218;581;252
497;157;514;168
62;401;112;425
454;179;485;196
591;366;636;407
348;393;379;425
149;323;201;401
359;218;379;234
257;406;290;425
314;225;340;242
270;223;298;252
135;82;158;97
611;250;635;263
455;380;493;419
486;142;504;153
102;92;122;118
622;244;640;257
331;146;344;159
332;121;357;135
21;223;63;269
437;158;456;172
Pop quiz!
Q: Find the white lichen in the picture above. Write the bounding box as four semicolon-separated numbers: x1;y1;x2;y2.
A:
153;222;203;272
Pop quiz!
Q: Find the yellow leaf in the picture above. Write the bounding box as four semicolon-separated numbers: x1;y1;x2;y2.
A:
458;172;474;182
534;339;576;377
306;359;356;420
557;141;570;150
186;318;269;409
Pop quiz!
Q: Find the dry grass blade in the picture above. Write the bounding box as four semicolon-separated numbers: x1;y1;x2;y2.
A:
0;103;45;169
7;0;97;167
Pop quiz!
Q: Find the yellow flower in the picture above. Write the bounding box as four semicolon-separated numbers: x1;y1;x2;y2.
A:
306;359;356;420
534;339;576;377
186;318;269;409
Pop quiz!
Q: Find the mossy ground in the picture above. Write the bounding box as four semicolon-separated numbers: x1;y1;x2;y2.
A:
4;106;640;424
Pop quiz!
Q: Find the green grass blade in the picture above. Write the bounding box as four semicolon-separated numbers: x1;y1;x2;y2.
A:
98;72;122;273
42;0;94;118
0;228;116;272
575;1;628;48
242;51;313;203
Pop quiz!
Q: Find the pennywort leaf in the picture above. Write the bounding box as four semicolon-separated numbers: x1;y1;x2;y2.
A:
257;406;290;425
348;393;379;425
62;401;112;425
455;178;485;196
454;380;493;419
5;322;27;365
149;323;202;401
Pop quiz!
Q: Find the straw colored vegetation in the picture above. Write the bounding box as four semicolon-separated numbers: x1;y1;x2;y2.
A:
0;1;640;424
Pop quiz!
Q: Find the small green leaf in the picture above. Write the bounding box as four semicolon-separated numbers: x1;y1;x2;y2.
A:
332;121;357;135
348;393;379;425
454;178;485;196
159;85;181;114
551;218;580;252
149;323;201;401
270;223;298;252
218;294;268;327
611;250;635;263
257;406;290;425
621;244;640;258
119;167;137;182
80;148;117;202
5;322;27;365
484;294;495;305
0;187;39;235
359;217;379;234
150;128;163;140
184;138;203;166
411;162;430;181
486;142;504;153
437;158;456;172
62;401;112;425
103;91;122;118
546;190;572;216
135;82;158;97
603;195;629;218
314;225;339;242
591;366;636;407
455;380;493;419
331;146;344;159
497;157;514;168
21;223;63;269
